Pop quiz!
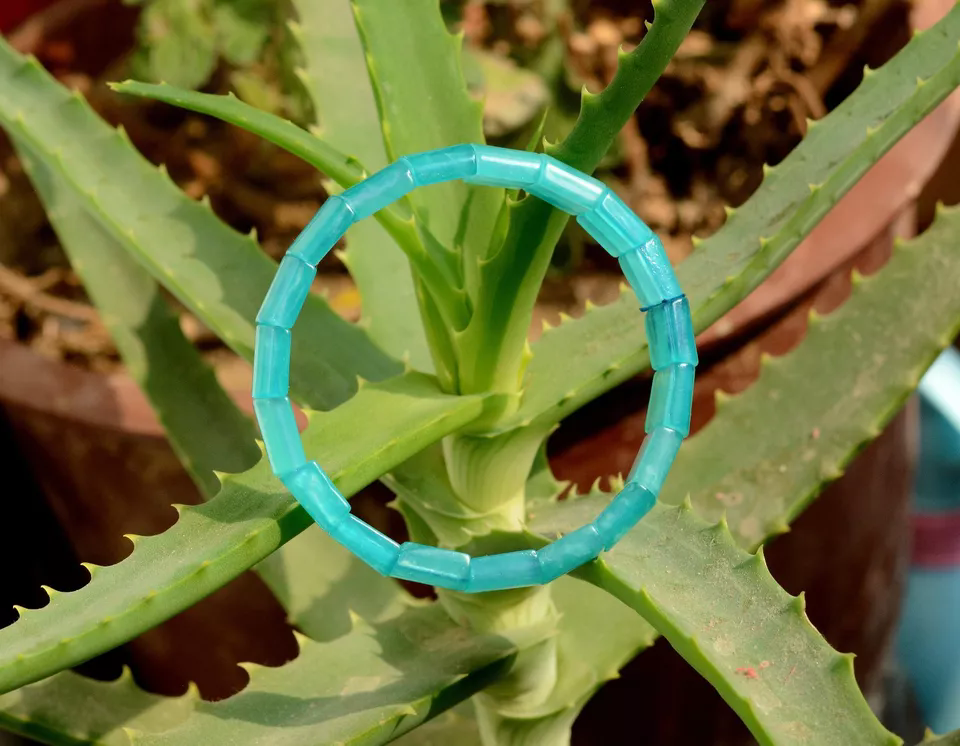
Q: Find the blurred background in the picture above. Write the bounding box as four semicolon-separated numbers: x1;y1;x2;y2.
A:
0;0;958;743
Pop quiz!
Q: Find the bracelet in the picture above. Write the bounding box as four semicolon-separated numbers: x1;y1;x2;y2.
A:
252;145;697;593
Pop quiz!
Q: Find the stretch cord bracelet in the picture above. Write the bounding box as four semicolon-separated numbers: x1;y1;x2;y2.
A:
252;144;697;593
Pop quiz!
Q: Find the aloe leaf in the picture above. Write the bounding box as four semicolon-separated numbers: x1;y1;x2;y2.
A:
0;373;485;694
455;0;704;398
525;203;960;743
531;500;899;745
507;5;960;430
12;135;259;497
924;730;960;745
0;606;526;746
289;0;434;370
0;39;399;412
670;203;960;544
255;525;408;641
0;667;195;746
348;0;502;273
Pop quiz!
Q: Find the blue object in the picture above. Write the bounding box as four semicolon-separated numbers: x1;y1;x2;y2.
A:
252;145;697;592
897;346;960;734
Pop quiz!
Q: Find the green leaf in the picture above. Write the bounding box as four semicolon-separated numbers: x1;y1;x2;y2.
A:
507;5;960;430
255;525;408;641
133;0;218;90
290;0;433;370
526;203;960;744
0;606;525;746
923;730;960;745
348;0;499;261
0;667;194;746
212;0;271;66
0;39;399;412
12;135;259;498
452;0;704;400
467;49;549;138
672;203;960;545
531;500;899;746
0;373;486;694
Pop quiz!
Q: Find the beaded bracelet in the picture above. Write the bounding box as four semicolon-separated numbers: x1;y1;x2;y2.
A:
252;145;697;593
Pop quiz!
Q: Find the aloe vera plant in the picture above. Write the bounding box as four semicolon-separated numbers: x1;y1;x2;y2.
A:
1;0;959;743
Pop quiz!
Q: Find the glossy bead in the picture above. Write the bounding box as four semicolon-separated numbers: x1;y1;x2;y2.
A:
252;397;305;478
466;550;543;593
341;160;415;220
465;145;542;187
627;427;683;495
252;145;695;590
329;515;400;575
593;482;656;550
252;324;291;398
407;144;478;185
287;196;354;268
392;543;470;591
280;461;350;530
645;295;698;370
577;189;656;257
619;238;683;309
527;157;605;215
645;363;695;437
538;525;603;582
256;255;315;329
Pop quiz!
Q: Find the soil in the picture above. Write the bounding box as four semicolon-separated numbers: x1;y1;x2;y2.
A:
0;0;913;372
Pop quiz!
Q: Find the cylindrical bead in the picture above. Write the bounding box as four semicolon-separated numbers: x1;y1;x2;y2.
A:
392;543;470;591
627;427;683;495
465;145;542;187
287;195;354;268
407;144;478;185
538;525;603;582
577;189;656;257
645;295;698;370
466;550;543;593
329;515;400;575
341;160;415;220
256;255;315;329
280;461;350;530
593;482;656;550
252;396;305;478
252;324;291;399
619;238;683;309
527;157;605;215
645;363;695;437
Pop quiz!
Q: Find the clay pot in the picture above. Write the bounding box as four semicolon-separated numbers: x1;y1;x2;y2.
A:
1;0;958;732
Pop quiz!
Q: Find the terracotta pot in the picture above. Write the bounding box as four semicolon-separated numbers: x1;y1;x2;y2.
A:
0;0;958;725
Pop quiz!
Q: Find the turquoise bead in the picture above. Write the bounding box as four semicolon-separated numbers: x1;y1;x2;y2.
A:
252;145;694;590
466;550;543;593
645;295;698;370
527;157;605;215
280;461;350;530
577;190;656;257
645;363;695;437
619;238;683;309
252;397;305;478
341;160;415;220
465;145;542;187
627;427;683;495
593;482;656;550
407;144;478;185
256;255;315;329
392;543;470;591
287;195;354;268
329;515;400;575
252;324;291;399
538;525;603;582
